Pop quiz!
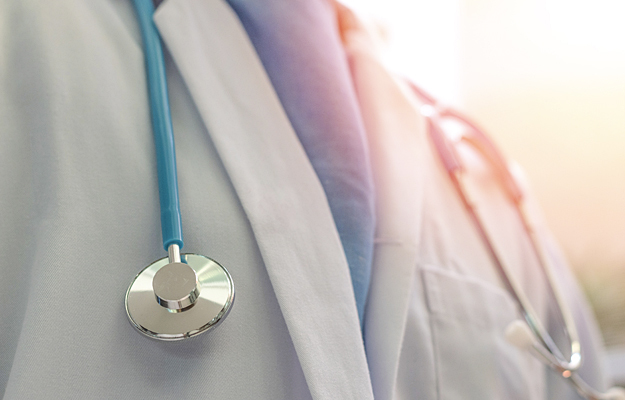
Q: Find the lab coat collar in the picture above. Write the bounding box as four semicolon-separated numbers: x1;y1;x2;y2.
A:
153;0;373;398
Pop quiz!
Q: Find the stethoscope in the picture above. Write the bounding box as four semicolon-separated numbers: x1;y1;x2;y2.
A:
124;0;234;341
409;82;625;400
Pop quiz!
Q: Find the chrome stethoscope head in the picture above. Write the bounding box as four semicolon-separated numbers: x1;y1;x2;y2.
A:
415;84;625;400
125;244;235;341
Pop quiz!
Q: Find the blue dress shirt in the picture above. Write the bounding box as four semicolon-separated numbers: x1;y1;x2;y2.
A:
227;0;376;325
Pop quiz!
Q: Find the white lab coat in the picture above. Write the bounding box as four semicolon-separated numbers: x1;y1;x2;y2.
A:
0;0;607;399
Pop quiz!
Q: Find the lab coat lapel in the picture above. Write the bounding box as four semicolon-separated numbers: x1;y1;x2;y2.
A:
363;79;429;400
153;0;373;398
340;16;429;399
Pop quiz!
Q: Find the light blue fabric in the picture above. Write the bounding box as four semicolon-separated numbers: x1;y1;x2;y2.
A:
227;0;376;325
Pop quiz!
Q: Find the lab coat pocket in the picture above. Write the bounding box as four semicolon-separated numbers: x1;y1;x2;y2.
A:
422;266;542;400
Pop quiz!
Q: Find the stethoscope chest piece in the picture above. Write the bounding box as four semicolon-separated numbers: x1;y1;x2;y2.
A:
125;254;234;341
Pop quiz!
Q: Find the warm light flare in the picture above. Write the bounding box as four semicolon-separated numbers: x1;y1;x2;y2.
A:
342;0;625;351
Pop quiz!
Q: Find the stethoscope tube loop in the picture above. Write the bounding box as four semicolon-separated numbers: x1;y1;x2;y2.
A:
410;81;617;399
444;116;581;373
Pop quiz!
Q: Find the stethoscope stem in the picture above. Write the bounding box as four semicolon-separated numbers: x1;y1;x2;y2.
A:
168;243;181;264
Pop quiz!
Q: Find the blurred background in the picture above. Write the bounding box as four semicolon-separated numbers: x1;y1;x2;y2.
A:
343;0;625;384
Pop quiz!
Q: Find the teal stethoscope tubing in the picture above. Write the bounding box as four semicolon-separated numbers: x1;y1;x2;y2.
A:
132;0;183;251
